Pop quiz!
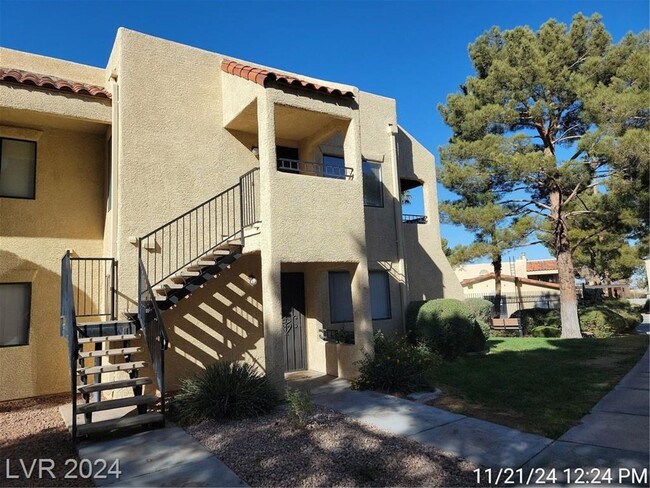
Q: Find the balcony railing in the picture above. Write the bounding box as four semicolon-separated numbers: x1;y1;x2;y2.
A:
277;158;353;180
402;214;428;224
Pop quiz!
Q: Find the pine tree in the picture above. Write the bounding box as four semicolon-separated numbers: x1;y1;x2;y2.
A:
438;14;649;337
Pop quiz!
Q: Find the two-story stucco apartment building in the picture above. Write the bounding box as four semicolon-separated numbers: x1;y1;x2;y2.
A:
0;29;462;436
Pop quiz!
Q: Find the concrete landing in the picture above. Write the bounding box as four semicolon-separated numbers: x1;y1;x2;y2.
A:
78;426;246;487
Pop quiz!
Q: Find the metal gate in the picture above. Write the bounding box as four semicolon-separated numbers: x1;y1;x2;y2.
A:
281;272;306;371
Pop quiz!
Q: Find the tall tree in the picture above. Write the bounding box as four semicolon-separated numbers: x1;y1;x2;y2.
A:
438;170;535;317
438;14;649;337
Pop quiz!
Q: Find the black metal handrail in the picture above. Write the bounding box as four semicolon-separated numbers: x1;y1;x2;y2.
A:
277;158;353;180
138;258;169;414
60;251;79;440
138;168;260;289
402;214;428;224
70;257;117;319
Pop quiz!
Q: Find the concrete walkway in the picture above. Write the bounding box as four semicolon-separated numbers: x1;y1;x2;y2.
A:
77;425;246;487
294;375;553;469
295;347;649;474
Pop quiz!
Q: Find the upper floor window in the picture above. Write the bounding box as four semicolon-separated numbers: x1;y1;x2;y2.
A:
0;283;32;347
322;154;347;180
0;138;36;199
362;161;383;207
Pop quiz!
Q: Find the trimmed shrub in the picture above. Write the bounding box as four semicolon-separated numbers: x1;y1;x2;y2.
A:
406;298;475;360
352;331;440;394
285;387;314;427
170;361;279;424
511;308;560;332
464;297;493;340
578;307;628;338
601;299;643;329
531;325;561;338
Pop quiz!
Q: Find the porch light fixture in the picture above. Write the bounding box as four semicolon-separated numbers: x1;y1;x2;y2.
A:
248;275;258;286
251;146;259;158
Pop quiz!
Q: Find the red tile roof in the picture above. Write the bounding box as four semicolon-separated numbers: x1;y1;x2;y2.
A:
527;259;558;272
221;59;355;98
461;273;560;290
0;67;111;99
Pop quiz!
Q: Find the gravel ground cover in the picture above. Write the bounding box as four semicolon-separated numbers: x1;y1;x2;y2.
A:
187;406;481;487
1;394;92;487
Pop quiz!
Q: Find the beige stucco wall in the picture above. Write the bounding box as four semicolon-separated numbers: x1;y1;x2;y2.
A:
162;253;265;390
397;127;463;301
0;124;106;401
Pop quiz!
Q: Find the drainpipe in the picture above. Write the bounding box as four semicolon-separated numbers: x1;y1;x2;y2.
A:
388;123;409;331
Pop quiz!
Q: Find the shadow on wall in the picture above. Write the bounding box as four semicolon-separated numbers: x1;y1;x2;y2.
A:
402;224;446;301
163;253;264;390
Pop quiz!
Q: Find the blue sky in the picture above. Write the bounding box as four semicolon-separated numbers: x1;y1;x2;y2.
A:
2;0;648;261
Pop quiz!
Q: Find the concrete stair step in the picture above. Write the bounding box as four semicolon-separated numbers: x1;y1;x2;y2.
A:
79;347;141;358
78;361;146;376
77;394;157;414
76;412;164;437
78;334;139;344
77;377;152;395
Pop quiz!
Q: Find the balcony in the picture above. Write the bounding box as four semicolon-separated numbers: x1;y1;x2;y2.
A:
277;158;353;180
402;214;428;224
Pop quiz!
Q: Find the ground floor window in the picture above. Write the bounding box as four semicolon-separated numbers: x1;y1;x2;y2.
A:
369;271;391;320
328;271;353;323
0;283;31;346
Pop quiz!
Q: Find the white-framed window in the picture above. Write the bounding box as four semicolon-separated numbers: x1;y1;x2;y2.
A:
0;138;37;199
328;271;354;323
362;160;383;207
0;283;32;347
369;271;391;320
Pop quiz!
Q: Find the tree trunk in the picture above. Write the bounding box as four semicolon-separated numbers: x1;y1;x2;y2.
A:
551;189;582;338
493;257;502;318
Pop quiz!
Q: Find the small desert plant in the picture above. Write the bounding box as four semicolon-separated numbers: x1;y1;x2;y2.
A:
169;361;279;424
285;387;315;426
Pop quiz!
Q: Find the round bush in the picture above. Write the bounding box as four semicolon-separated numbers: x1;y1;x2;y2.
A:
464;297;494;339
531;325;561;338
406;298;475;360
170;361;279;424
579;308;628;338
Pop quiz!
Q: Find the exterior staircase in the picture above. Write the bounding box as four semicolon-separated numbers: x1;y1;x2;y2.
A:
60;168;259;440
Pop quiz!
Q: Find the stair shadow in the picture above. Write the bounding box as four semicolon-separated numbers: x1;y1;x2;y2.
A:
162;253;264;390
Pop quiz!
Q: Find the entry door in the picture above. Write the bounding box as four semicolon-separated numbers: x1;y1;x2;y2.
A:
281;272;306;371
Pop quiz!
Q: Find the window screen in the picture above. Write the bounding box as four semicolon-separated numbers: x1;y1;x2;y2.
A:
0;138;36;199
0;283;31;346
369;271;391;320
328;271;353;323
362;161;383;207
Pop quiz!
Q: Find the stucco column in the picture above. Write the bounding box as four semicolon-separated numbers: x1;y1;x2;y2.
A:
257;94;285;390
388;123;409;328
351;260;374;355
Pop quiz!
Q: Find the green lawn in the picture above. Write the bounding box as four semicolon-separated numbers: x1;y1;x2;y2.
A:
430;335;648;438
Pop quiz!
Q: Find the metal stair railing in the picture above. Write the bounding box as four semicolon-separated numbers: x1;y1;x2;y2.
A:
138;168;260;290
60;251;79;440
136;168;259;415
138;258;169;416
